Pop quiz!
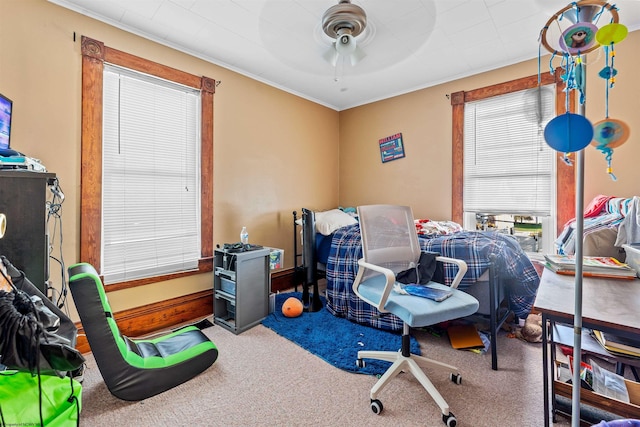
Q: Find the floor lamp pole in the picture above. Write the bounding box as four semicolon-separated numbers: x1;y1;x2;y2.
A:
538;4;623;424
571;62;587;427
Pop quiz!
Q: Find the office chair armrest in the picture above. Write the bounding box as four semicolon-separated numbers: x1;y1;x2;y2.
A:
435;256;468;289
352;258;396;313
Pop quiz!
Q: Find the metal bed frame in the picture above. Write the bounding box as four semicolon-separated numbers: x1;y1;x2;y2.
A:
292;208;323;312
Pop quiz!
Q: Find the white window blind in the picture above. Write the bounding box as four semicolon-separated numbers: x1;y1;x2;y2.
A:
463;86;555;216
102;65;201;284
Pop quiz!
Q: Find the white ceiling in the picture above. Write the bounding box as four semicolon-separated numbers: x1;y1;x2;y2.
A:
49;0;640;111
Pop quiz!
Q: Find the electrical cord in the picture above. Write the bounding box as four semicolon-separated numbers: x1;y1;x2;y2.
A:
46;178;67;309
48;256;71;318
67;375;80;427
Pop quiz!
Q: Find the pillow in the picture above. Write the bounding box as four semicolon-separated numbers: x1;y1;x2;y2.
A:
314;209;357;235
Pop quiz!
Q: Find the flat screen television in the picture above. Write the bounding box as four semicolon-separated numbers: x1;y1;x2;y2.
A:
0;93;13;151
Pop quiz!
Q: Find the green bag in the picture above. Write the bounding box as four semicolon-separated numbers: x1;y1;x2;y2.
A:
0;370;82;427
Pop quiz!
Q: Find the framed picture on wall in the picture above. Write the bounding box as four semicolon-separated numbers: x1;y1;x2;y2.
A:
379;133;405;163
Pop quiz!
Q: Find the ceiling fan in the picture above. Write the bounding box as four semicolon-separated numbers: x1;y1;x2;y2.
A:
321;0;368;67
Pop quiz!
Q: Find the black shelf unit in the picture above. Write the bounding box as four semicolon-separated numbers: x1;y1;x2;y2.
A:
0;170;56;294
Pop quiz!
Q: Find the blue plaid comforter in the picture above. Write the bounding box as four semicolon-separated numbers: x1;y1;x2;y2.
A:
325;224;540;331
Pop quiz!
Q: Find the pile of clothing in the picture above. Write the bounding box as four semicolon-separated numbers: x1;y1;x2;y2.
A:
414;219;463;237
555;195;640;259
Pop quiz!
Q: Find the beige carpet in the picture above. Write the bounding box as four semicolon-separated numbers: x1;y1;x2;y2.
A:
77;317;575;427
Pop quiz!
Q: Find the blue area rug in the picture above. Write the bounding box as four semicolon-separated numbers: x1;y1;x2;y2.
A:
262;292;420;376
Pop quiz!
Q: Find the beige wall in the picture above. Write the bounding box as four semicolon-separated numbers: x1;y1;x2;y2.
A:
1;0;339;319
2;1;639;320
340;30;640;220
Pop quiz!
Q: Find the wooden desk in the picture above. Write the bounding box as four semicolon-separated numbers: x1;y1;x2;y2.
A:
534;268;640;425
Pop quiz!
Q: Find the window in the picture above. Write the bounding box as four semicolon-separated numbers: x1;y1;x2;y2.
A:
81;36;215;290
101;66;202;284
451;71;576;248
462;85;557;253
463;87;555;216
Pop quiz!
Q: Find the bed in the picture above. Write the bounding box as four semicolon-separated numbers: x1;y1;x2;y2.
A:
326;223;539;326
293;208;541;370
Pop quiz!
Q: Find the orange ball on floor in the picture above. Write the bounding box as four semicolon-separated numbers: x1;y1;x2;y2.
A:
282;297;303;318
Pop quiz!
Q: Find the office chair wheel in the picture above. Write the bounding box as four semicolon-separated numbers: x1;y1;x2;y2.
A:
450;373;462;385
370;399;383;415
356;358;365;368
443;412;457;427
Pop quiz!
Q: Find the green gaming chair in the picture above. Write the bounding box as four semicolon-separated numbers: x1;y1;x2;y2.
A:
352;205;479;427
68;262;218;401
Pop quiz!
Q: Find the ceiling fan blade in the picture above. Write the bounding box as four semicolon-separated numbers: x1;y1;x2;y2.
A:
323;44;339;66
350;45;366;66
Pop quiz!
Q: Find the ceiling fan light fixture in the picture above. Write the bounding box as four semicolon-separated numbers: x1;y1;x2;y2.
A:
335;31;356;55
321;0;368;68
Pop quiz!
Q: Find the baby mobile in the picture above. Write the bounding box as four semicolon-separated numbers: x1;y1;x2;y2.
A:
539;0;629;180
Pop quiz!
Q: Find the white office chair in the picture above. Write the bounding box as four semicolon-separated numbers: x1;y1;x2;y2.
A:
353;205;479;427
